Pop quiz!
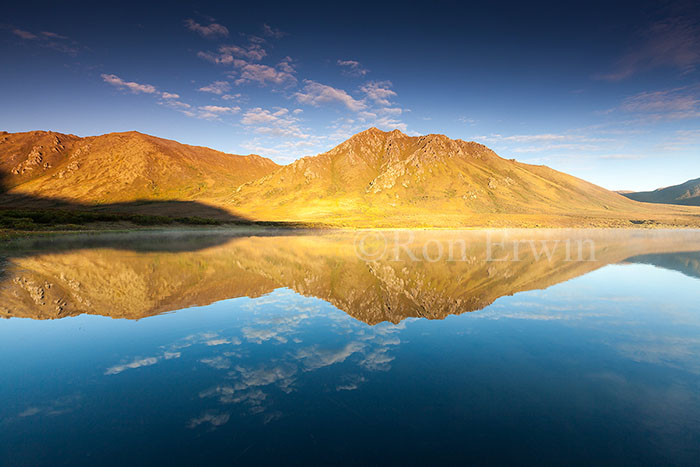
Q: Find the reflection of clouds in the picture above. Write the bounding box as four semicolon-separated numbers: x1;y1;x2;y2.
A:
241;311;312;344
241;327;288;344
295;341;365;371
200;386;269;413
194;298;407;422
233;364;298;393
103;289;409;428
611;336;700;374
200;356;233;370
188;411;230;429
336;374;366;391
105;351;180;375
17;394;81;418
361;348;395;371
206;337;240;346
105;357;159;375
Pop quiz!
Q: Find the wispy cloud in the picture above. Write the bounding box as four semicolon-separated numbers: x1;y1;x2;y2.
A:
262;23;286;39
185;19;229;38
619;87;700;121
102;73;157;94
189;105;241;120
473;132;615;156
10;28;79;55
597;16;700;81
197;42;267;64
198;80;230;95
232;59;296;86
337;59;369;77
294;80;366;111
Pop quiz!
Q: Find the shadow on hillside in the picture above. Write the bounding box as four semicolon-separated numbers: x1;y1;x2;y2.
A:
0;169;307;275
0;167;264;222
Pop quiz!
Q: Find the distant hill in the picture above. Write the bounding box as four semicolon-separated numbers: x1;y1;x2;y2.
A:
621;178;700;206
0;130;279;203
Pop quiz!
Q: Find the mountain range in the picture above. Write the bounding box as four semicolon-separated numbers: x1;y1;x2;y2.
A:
621;178;700;207
2;128;699;228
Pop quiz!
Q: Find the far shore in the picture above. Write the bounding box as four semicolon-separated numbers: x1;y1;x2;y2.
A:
3;210;700;242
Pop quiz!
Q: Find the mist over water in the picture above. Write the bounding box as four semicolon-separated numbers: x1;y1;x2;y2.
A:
1;229;700;465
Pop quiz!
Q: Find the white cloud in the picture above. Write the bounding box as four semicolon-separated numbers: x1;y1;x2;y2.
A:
360;81;397;106
195;105;241;120
160;92;180;99
101;73;157;94
198;43;267;64
161;100;191;110
337;59;369;77
185;19;229;38
219;43;267;61
294;80;366;111
240;107;311;140
233;62;296;86
198;80;230;95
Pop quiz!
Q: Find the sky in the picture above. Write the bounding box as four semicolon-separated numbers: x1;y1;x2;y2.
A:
1;0;699;191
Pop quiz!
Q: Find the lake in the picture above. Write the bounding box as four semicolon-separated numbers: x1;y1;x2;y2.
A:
1;229;700;465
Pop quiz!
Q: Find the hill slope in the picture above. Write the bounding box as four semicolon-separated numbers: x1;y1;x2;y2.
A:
229;128;679;226
0;130;279;203
2;128;699;227
621;178;700;206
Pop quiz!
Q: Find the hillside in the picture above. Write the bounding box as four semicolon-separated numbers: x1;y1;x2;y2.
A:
2;128;700;228
0;130;279;203
621;178;700;206
229;128;699;227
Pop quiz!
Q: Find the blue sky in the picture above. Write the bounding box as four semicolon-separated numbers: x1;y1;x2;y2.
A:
1;0;699;191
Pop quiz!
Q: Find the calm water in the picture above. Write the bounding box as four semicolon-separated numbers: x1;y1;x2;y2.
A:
1;230;700;465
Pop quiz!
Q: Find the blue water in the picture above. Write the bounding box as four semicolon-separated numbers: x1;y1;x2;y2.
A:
1;234;700;465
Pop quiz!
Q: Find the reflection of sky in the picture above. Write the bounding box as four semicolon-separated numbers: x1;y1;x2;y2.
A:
1;263;700;463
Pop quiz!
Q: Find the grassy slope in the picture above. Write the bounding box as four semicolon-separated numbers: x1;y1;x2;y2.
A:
2;128;700;228
229;128;700;227
0;130;279;203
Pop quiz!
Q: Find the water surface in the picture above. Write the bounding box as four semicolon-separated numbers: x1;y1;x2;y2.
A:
1;230;700;465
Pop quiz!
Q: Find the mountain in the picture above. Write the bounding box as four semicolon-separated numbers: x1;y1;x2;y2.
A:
228;127;697;227
0;130;279;203
2;128;700;227
621;178;700;206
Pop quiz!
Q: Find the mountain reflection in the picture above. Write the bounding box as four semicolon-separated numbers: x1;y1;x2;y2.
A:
1;230;700;324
